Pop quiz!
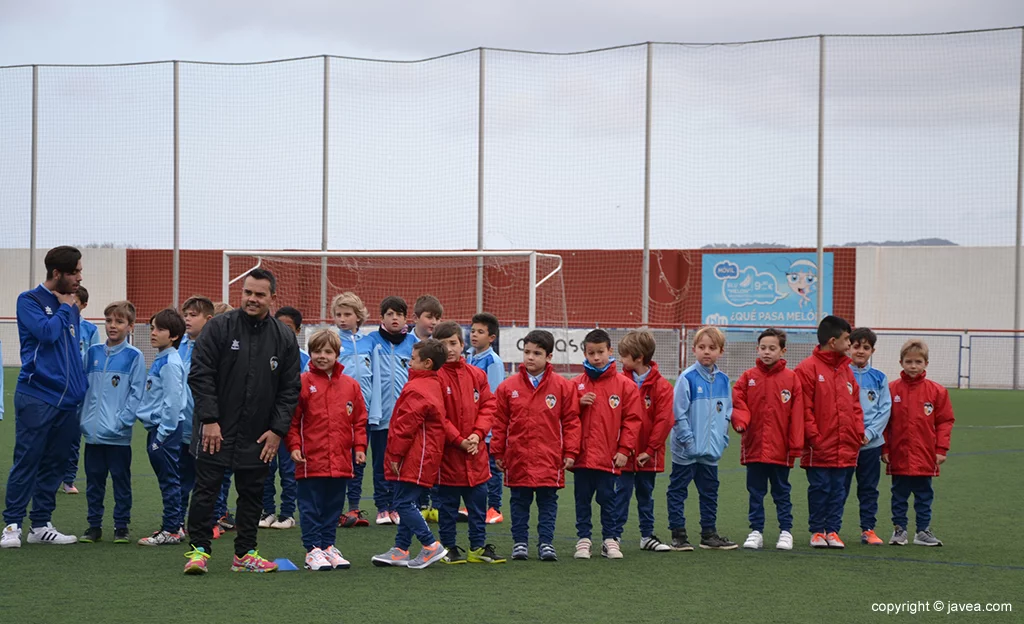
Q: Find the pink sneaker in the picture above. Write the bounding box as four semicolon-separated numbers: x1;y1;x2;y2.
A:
389;511;401;525
231;549;278;572
375;511;392;525
323;545;351;569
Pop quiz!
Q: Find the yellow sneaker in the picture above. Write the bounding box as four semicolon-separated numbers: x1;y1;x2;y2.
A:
467;544;506;564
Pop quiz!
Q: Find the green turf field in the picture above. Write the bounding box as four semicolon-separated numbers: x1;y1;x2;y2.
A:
0;367;1021;623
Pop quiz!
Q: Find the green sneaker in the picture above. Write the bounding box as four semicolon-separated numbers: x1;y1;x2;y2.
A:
468;544;506;564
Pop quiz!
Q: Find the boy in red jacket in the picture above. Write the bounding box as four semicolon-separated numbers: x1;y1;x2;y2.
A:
431;321;504;565
571;329;642;560
371;339;449;570
286;330;368;571
611;330;674;552
795;315;865;550
492;330;581;562
731;328;804;552
883;339;954;547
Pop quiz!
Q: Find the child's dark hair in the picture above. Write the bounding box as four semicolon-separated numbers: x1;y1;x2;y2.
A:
758;328;787;349
247;268;277;294
471;312;499;340
414;294;443;319
850;327;878;348
817;315;852;347
523;330;554;356
432;320;463;343
150;308;186;349
275;306;303;330
77;285;90;306
182;295;215;318
380;296;408;318
414;339;446;371
583;328;612;349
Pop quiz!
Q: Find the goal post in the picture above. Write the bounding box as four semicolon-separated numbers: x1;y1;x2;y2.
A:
222;250;564;330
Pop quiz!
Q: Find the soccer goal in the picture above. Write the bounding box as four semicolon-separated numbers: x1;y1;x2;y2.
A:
221;250;567;332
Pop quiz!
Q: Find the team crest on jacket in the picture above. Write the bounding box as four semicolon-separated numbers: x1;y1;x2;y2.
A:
924;402;934;415
69;325;76;338
644;394;652;409
894;395;902;403
780;389;791;403
847;382;853;394
545;394;557;409
748;379;756;387
111;375;120;388
609;395;621;409
512;390;520;399
578;383;585;391
716;400;724;413
146;379;152;391
270;356;279;371
867;390;877;402
346;401;354;415
399;357;409;369
473;389;480;403
310;386;317;393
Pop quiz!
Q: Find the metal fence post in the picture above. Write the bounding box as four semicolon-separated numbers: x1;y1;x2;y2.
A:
321;55;330;322
29;65;38;289
816;35;826;321
642;42;653;327
1014;28;1024;390
476;47;486;315
172;61;180;308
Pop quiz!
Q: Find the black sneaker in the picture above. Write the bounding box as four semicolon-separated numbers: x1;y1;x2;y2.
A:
113;527;130;544
443;545;468;564
468;543;506;564
538;543;558;562
670;528;693;551
78;527;102;543
218;513;236;531
700;531;738;550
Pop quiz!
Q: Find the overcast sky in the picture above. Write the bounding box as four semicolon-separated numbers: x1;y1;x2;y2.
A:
1;1;1022;252
1;0;1020;64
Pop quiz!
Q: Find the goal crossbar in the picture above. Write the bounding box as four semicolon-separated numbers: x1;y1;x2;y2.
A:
222;250;563;328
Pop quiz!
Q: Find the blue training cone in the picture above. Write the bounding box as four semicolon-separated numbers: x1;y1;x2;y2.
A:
274;558;300;571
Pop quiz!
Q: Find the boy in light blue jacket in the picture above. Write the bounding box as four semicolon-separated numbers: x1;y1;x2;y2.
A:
134;308;187;546
362;295;417;525
77;301;146;544
63;285;103;494
845;327;892;546
667;326;737;552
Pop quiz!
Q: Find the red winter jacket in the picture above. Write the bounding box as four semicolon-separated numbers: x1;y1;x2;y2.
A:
437;359;497;487
883;371;955;477
571;363;642;475
286;363;368;480
795;347;865;469
622;362;674;473
384;369;447;488
491;364;581;488
731;359;804;467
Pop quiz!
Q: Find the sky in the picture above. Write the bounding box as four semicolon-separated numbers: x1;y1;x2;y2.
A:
0;0;1022;252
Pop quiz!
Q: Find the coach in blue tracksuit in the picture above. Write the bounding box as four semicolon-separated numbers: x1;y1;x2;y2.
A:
2;246;88;548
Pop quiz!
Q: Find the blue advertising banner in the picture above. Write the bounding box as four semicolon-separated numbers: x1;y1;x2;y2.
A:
701;252;833;327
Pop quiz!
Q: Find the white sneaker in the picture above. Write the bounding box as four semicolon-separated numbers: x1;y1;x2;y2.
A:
743;530;763;550
26;523;77;545
323;545;351;569
776;531;794;551
137;530;180;546
574;537;592;560
258;513;277;529
639;535;672;552
601;538;624;559
305;547;332;571
270;516;295;529
1;524;22;549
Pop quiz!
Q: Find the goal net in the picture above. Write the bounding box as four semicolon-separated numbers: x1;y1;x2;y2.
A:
222;250;571;370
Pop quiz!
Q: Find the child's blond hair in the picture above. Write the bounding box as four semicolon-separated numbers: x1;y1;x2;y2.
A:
618;330;657;365
104;300;137;326
692;326;726;350
213;302;233;316
331;292;368;327
307;328;342;355
899;339;929;363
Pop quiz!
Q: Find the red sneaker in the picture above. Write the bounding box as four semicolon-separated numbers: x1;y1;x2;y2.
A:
861;529;884;546
825;532;845;549
485;507;504;524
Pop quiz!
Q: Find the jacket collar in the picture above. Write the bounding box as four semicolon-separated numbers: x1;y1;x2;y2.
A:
443;358;465;371
584;359;617;381
900;370;927;385
409;368;438;381
105;339;130;355
755;359;786;375
310;361;344;379
519;362;553;387
812;345;851;369
693;362;719;383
